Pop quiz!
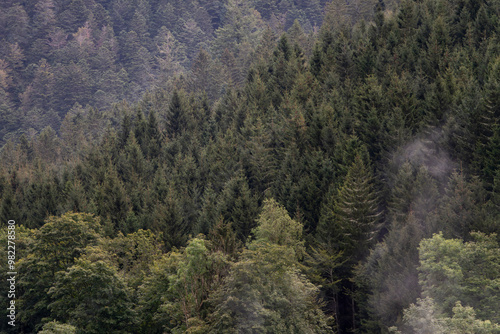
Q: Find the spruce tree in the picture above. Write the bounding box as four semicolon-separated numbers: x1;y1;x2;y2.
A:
167;90;186;138
319;154;382;262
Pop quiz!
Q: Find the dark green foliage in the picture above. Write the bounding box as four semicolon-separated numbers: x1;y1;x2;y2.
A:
218;174;259;242
48;259;135;334
166;90;187;138
318;154;382;262
429;172;486;240
95;168;129;230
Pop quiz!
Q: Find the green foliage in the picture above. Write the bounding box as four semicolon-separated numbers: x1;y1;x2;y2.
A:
48;259;135;334
418;232;500;323
101;229;163;288
137;250;183;333
211;199;332;333
38;321;77;334
17;213;103;332
318;154;382;262
392;297;500;334
218;174;259;241
4;0;500;332
138;237;230;333
357;213;425;330
418;233;465;315
253;198;305;257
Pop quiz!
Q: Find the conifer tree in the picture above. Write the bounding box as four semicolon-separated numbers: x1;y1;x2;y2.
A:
195;184;220;235
167;90;186;138
95;167;129;231
386;161;416;224
319;154;382;262
151;187;189;250
146;110;162;159
217;174;259;241
430;171;484;240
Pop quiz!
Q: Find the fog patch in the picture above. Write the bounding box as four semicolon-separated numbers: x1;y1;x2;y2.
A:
391;128;457;186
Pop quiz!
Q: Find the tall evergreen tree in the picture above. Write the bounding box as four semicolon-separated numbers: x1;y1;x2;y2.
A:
318;154;382;262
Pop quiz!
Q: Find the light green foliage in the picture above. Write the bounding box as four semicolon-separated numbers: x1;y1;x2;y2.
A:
38;320;77;334
445;302;500;334
393;297;500;334
418;232;500;324
400;297;447;334
137;250;183;333
166;238;228;329
211;198;332;333
418;233;465;314
99;229;163;288
22;211;102;270
253;198;305;257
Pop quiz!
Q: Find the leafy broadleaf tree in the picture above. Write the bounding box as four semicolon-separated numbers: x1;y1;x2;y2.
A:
48;259;136;334
38;320;77;334
392;232;500;333
418;232;500;322
138;237;230;334
210;199;332;333
17;213;102;333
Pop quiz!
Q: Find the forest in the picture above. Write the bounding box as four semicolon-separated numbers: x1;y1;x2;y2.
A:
0;0;500;333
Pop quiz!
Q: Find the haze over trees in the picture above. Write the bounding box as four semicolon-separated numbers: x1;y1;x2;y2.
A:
1;0;500;333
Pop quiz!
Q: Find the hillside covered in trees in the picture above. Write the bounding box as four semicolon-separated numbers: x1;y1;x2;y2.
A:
0;0;343;146
1;0;500;333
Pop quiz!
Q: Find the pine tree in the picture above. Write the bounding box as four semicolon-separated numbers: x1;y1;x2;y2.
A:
217;174;259;242
95;167;129;231
189;48;219;99
430;171;485;240
319;154;382;261
195;184;220;235
151;188;189;250
57;0;89;32
481;58;500;183
211;0;265;58
146;110;162;159
167;90;187;138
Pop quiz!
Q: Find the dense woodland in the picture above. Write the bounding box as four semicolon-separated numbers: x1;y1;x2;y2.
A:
1;0;500;333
